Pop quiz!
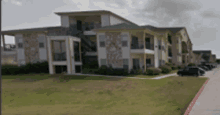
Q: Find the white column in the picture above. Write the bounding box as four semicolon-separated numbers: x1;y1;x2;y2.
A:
47;37;54;74
66;38;71;74
154;35;159;68
2;34;5;51
70;38;75;74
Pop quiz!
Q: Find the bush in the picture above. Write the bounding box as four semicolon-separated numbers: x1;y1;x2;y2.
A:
159;65;172;74
109;68;129;76
171;65;178;70
83;61;99;69
165;63;172;66
146;67;162;75
96;65;129;76
188;63;196;66
130;69;136;75
82;68;99;74
98;65;108;75
1;61;49;75
178;65;186;69
129;68;143;75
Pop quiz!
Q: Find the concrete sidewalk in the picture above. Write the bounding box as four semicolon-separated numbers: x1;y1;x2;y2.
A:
188;66;220;115
67;72;177;80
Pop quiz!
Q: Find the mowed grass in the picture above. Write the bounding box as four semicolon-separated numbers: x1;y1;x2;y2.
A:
2;74;207;115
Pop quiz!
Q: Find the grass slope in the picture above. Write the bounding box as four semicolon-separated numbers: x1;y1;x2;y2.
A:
2;74;207;115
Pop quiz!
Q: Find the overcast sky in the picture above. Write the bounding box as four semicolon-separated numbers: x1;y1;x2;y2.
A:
2;0;220;58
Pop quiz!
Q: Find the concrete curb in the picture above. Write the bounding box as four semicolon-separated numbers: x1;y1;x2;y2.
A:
184;78;210;115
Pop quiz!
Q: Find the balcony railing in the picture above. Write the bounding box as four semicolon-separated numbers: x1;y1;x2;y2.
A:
82;23;101;31
145;42;154;50
53;52;66;61
131;42;154;50
131;42;144;49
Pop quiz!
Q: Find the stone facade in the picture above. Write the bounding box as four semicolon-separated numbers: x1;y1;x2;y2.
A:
105;32;123;68
23;33;40;63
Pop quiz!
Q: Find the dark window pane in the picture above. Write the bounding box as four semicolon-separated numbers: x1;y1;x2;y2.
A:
39;43;44;48
18;43;23;48
100;41;105;47
122;41;127;47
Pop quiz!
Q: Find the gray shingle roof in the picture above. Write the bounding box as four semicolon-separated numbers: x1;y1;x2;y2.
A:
141;25;184;33
193;50;212;54
2;26;66;35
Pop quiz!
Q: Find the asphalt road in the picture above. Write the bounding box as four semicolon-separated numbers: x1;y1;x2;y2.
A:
189;65;220;115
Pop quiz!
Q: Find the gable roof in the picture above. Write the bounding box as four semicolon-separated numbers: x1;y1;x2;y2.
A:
55;10;138;26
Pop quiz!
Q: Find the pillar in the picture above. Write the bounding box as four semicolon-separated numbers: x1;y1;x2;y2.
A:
2;34;5;51
47;37;54;74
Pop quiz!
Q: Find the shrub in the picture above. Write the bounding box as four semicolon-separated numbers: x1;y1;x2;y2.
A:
98;65;108;75
136;69;143;74
165;63;172;66
1;61;49;75
130;69;136;75
171;65;178;70
188;63;196;66
159;65;172;74
146;67;162;75
83;61;99;69
129;68;143;75
109;68;129;76
178;65;186;69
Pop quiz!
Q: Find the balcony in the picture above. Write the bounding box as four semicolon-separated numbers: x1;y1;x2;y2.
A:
53;52;66;61
131;41;154;54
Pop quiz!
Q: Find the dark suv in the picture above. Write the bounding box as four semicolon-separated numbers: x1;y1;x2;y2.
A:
177;66;205;77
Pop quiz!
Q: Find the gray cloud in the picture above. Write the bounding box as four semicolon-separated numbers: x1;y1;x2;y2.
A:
133;0;202;26
201;10;220;18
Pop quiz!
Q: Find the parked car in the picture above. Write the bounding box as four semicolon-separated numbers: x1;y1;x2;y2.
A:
198;65;209;71
202;64;213;70
177;66;205;77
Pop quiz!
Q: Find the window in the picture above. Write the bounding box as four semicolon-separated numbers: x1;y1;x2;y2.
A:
122;34;128;47
100;59;106;66
39;43;44;48
158;40;161;50
100;41;105;47
18;43;23;48
122;41;127;47
123;59;129;69
99;35;105;47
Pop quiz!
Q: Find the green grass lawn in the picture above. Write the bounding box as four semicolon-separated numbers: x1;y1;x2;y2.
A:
2;74;207;115
127;70;178;78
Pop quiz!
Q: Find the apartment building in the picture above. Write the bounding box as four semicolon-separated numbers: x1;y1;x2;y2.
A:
193;50;213;64
2;10;193;74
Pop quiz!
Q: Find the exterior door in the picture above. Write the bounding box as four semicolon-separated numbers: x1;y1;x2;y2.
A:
133;59;140;69
146;59;151;67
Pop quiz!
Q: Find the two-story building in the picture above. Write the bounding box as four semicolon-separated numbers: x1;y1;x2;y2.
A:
2;10;194;74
